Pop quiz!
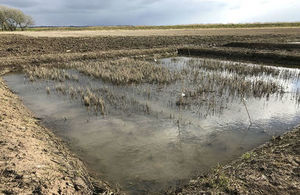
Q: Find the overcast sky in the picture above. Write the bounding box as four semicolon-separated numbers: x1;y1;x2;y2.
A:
0;0;300;26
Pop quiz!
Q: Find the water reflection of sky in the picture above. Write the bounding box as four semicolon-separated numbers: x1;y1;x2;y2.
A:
3;58;300;194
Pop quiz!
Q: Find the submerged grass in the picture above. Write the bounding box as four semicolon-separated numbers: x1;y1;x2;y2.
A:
54;84;106;115
188;58;299;78
24;66;79;82
23;56;300;119
24;57;180;85
57;58;180;85
168;57;299;117
175;66;285;108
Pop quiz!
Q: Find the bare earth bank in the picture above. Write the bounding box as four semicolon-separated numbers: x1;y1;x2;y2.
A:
0;75;115;194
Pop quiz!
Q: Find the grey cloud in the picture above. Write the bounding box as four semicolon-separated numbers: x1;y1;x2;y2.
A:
62;0;113;11
61;0;161;13
0;0;299;26
0;0;38;8
29;0;224;26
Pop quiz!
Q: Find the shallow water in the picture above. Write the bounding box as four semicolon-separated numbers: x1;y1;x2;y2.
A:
4;57;300;194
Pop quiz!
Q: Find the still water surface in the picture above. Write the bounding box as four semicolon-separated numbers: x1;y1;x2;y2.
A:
4;57;300;194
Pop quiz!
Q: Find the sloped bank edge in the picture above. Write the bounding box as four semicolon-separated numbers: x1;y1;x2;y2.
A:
0;71;117;194
166;125;300;194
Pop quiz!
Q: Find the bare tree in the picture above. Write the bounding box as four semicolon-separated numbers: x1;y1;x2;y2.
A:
14;10;34;30
3;7;18;31
0;5;34;31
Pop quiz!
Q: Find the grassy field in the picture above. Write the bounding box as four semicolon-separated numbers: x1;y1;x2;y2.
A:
24;22;300;31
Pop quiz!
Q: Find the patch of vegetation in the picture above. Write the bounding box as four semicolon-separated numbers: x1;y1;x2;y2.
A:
59;58;180;85
24;66;78;82
241;151;256;160
200;165;232;193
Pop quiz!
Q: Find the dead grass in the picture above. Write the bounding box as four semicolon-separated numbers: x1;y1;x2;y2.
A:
63;58;180;84
189;58;299;78
24;66;78;82
1;27;300;37
24;57;180;85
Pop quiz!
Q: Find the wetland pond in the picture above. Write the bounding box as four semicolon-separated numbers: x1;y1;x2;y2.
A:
4;57;300;194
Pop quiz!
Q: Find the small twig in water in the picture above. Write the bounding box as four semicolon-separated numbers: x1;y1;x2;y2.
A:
242;97;252;125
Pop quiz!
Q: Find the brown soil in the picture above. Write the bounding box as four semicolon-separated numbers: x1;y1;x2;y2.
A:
0;31;299;58
1;28;300;194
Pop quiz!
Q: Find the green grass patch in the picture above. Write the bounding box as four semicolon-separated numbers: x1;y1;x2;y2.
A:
241;152;256;160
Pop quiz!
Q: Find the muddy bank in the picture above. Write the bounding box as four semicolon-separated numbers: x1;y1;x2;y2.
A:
167;125;300;194
0;75;115;194
178;47;300;67
223;42;300;51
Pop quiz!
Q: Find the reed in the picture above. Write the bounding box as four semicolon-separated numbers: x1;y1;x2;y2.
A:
46;87;50;95
171;57;294;118
55;58;180;85
21;55;300;120
24;66;79;82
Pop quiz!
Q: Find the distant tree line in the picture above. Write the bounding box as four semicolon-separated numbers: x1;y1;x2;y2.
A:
0;5;34;31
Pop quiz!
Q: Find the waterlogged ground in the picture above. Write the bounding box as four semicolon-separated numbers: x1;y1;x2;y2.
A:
4;57;300;194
